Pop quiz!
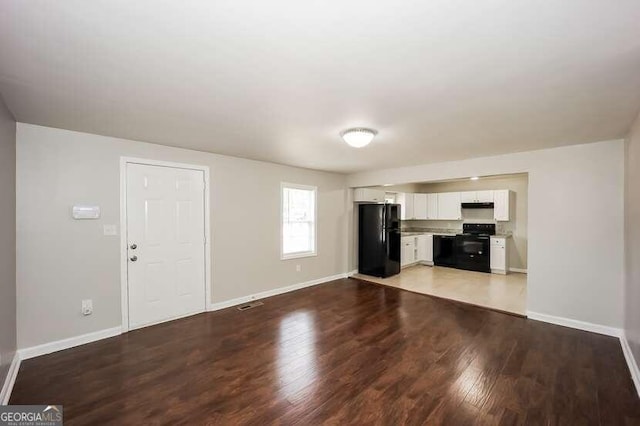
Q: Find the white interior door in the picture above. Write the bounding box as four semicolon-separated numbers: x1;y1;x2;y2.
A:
126;163;206;329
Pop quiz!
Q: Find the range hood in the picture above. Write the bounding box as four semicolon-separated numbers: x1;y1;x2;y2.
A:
461;202;494;209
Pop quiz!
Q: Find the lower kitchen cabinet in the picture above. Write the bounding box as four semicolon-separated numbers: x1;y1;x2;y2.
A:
402;234;434;267
490;237;509;274
401;236;415;267
416;234;433;264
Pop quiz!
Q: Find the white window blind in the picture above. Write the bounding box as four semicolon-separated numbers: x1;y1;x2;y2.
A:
281;183;317;259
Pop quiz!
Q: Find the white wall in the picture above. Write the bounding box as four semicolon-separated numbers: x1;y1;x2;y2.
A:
16;124;349;349
0;95;16;386
625;111;640;365
348;140;625;329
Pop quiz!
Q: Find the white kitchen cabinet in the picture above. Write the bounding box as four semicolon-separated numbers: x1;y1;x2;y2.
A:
399;193;427;220
493;190;510;221
400;193;415;220
437;192;462;220
397;193;407;219
426;194;438;220
460;191;476;203
415;235;426;262
413;193;428;220
401;236;415;267
416;234;433;264
461;190;494;203
477;190;494;202
490;237;509;274
354;188;386;203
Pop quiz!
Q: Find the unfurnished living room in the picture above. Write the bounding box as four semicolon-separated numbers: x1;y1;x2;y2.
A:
1;1;640;424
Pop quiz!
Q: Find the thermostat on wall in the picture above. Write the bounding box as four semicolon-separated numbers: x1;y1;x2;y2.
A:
72;205;101;220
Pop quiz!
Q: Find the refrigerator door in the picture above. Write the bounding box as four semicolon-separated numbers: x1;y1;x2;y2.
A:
383;229;401;277
384;204;401;230
358;204;385;277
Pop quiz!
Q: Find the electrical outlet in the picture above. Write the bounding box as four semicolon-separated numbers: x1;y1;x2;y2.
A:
103;224;117;236
82;299;93;316
296;264;301;272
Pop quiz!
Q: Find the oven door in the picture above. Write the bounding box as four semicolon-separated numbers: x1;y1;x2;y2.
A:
455;235;490;273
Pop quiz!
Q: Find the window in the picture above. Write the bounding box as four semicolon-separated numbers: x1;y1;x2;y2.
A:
281;183;317;259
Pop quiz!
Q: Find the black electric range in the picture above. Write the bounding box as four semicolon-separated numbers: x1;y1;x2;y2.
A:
455;223;495;273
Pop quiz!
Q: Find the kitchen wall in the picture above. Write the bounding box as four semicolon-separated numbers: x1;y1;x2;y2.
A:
624;111;640;373
415;174;528;270
347;139;625;330
16;124;349;349
0;95;16;388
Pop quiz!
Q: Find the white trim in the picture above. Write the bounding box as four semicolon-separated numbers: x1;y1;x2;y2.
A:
18;327;122;361
621;332;640;398
526;311;622;337
1;353;20;405
128;310;206;331
509;267;528;273
348;269;358;277
280;182;318;260
120;157;212;332
209;273;348;311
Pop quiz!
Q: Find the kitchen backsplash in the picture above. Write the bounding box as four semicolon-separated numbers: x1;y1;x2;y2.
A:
402;219;509;235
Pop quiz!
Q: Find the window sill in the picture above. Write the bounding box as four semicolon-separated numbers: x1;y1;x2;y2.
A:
281;252;318;261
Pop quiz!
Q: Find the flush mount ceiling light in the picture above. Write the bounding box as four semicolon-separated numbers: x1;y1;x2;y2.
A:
470;176;480;181
341;128;377;148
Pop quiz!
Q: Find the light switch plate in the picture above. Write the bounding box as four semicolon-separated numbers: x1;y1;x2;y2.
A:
103;224;118;236
72;205;100;219
82;299;93;316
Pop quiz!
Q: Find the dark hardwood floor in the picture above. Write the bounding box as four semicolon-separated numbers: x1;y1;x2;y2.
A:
10;278;640;425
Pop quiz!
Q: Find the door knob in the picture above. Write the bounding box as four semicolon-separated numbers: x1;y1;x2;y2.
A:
130;255;138;262
130;243;137;250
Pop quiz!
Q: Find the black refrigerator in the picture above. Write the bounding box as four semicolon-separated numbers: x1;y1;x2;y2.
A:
358;204;401;278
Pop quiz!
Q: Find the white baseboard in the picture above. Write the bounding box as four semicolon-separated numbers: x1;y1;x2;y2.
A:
509;267;528;273
621;332;640;398
1;353;21;405
526;311;622;337
348;269;358;277
18;326;123;361
209;272;350;311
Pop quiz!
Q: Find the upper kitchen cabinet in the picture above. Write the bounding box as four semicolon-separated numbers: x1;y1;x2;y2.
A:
437;192;462;220
493;189;511;221
354;188;386;203
426;194;438;220
398;193;429;220
460;191;475;203
476;190;494;202
398;193;414;220
461;190;494;203
413;193;428;219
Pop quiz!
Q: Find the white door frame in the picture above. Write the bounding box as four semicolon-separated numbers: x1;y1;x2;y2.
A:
119;156;212;332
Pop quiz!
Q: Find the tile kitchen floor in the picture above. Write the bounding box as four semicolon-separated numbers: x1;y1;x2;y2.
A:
354;265;527;315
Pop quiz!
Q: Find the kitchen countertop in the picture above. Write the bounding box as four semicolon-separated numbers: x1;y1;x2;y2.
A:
400;230;512;238
400;231;457;237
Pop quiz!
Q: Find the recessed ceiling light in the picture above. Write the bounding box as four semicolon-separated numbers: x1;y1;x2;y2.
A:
470;176;479;181
341;128;377;148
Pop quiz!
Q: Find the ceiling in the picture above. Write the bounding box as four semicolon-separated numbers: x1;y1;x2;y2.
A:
1;1;640;173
